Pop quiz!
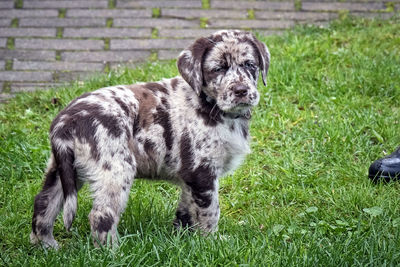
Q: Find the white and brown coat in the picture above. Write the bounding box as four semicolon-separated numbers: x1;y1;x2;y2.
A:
30;30;270;248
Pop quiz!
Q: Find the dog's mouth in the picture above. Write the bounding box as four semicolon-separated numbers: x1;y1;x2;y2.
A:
202;90;257;117
235;102;252;107
233;97;257;108
223;102;252;115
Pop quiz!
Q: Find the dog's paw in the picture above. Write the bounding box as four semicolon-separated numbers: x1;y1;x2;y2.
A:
30;232;39;245
30;231;59;250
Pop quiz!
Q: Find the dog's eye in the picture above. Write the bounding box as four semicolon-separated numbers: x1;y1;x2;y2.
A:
213;65;228;72
241;61;256;70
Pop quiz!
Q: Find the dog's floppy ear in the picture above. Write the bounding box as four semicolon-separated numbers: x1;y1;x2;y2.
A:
251;36;270;86
177;37;212;95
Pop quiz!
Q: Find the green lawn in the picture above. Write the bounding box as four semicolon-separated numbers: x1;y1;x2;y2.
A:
1;17;400;266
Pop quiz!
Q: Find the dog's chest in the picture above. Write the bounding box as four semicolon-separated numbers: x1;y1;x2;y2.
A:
218;121;251;175
188;119;251;177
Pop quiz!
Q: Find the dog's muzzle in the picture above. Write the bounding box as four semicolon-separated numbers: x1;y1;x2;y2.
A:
232;84;249;98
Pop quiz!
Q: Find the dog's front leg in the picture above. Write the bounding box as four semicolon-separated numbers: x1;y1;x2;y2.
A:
174;179;220;233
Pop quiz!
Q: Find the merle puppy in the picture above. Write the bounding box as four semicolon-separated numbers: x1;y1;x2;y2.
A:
30;30;270;248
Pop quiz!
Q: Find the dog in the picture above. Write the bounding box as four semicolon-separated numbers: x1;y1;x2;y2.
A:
30;30;270;248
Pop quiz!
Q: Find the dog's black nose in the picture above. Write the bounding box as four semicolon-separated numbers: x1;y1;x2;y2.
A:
233;85;249;97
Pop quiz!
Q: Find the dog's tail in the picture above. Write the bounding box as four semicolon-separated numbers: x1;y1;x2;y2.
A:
53;143;78;231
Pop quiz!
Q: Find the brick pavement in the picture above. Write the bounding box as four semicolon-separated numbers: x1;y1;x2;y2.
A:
0;0;398;101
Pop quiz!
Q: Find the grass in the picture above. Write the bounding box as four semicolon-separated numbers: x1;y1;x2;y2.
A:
200;17;209;29
202;0;210;9
152;8;161;19
248;9;255;20
1;17;400;266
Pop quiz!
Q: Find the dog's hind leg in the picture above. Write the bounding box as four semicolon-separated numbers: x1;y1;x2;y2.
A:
87;155;136;247
31;153;63;249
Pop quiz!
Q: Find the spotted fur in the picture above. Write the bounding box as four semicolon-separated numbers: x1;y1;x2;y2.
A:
30;30;270;248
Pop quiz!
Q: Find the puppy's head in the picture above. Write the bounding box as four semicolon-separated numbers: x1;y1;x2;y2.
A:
178;30;270;115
